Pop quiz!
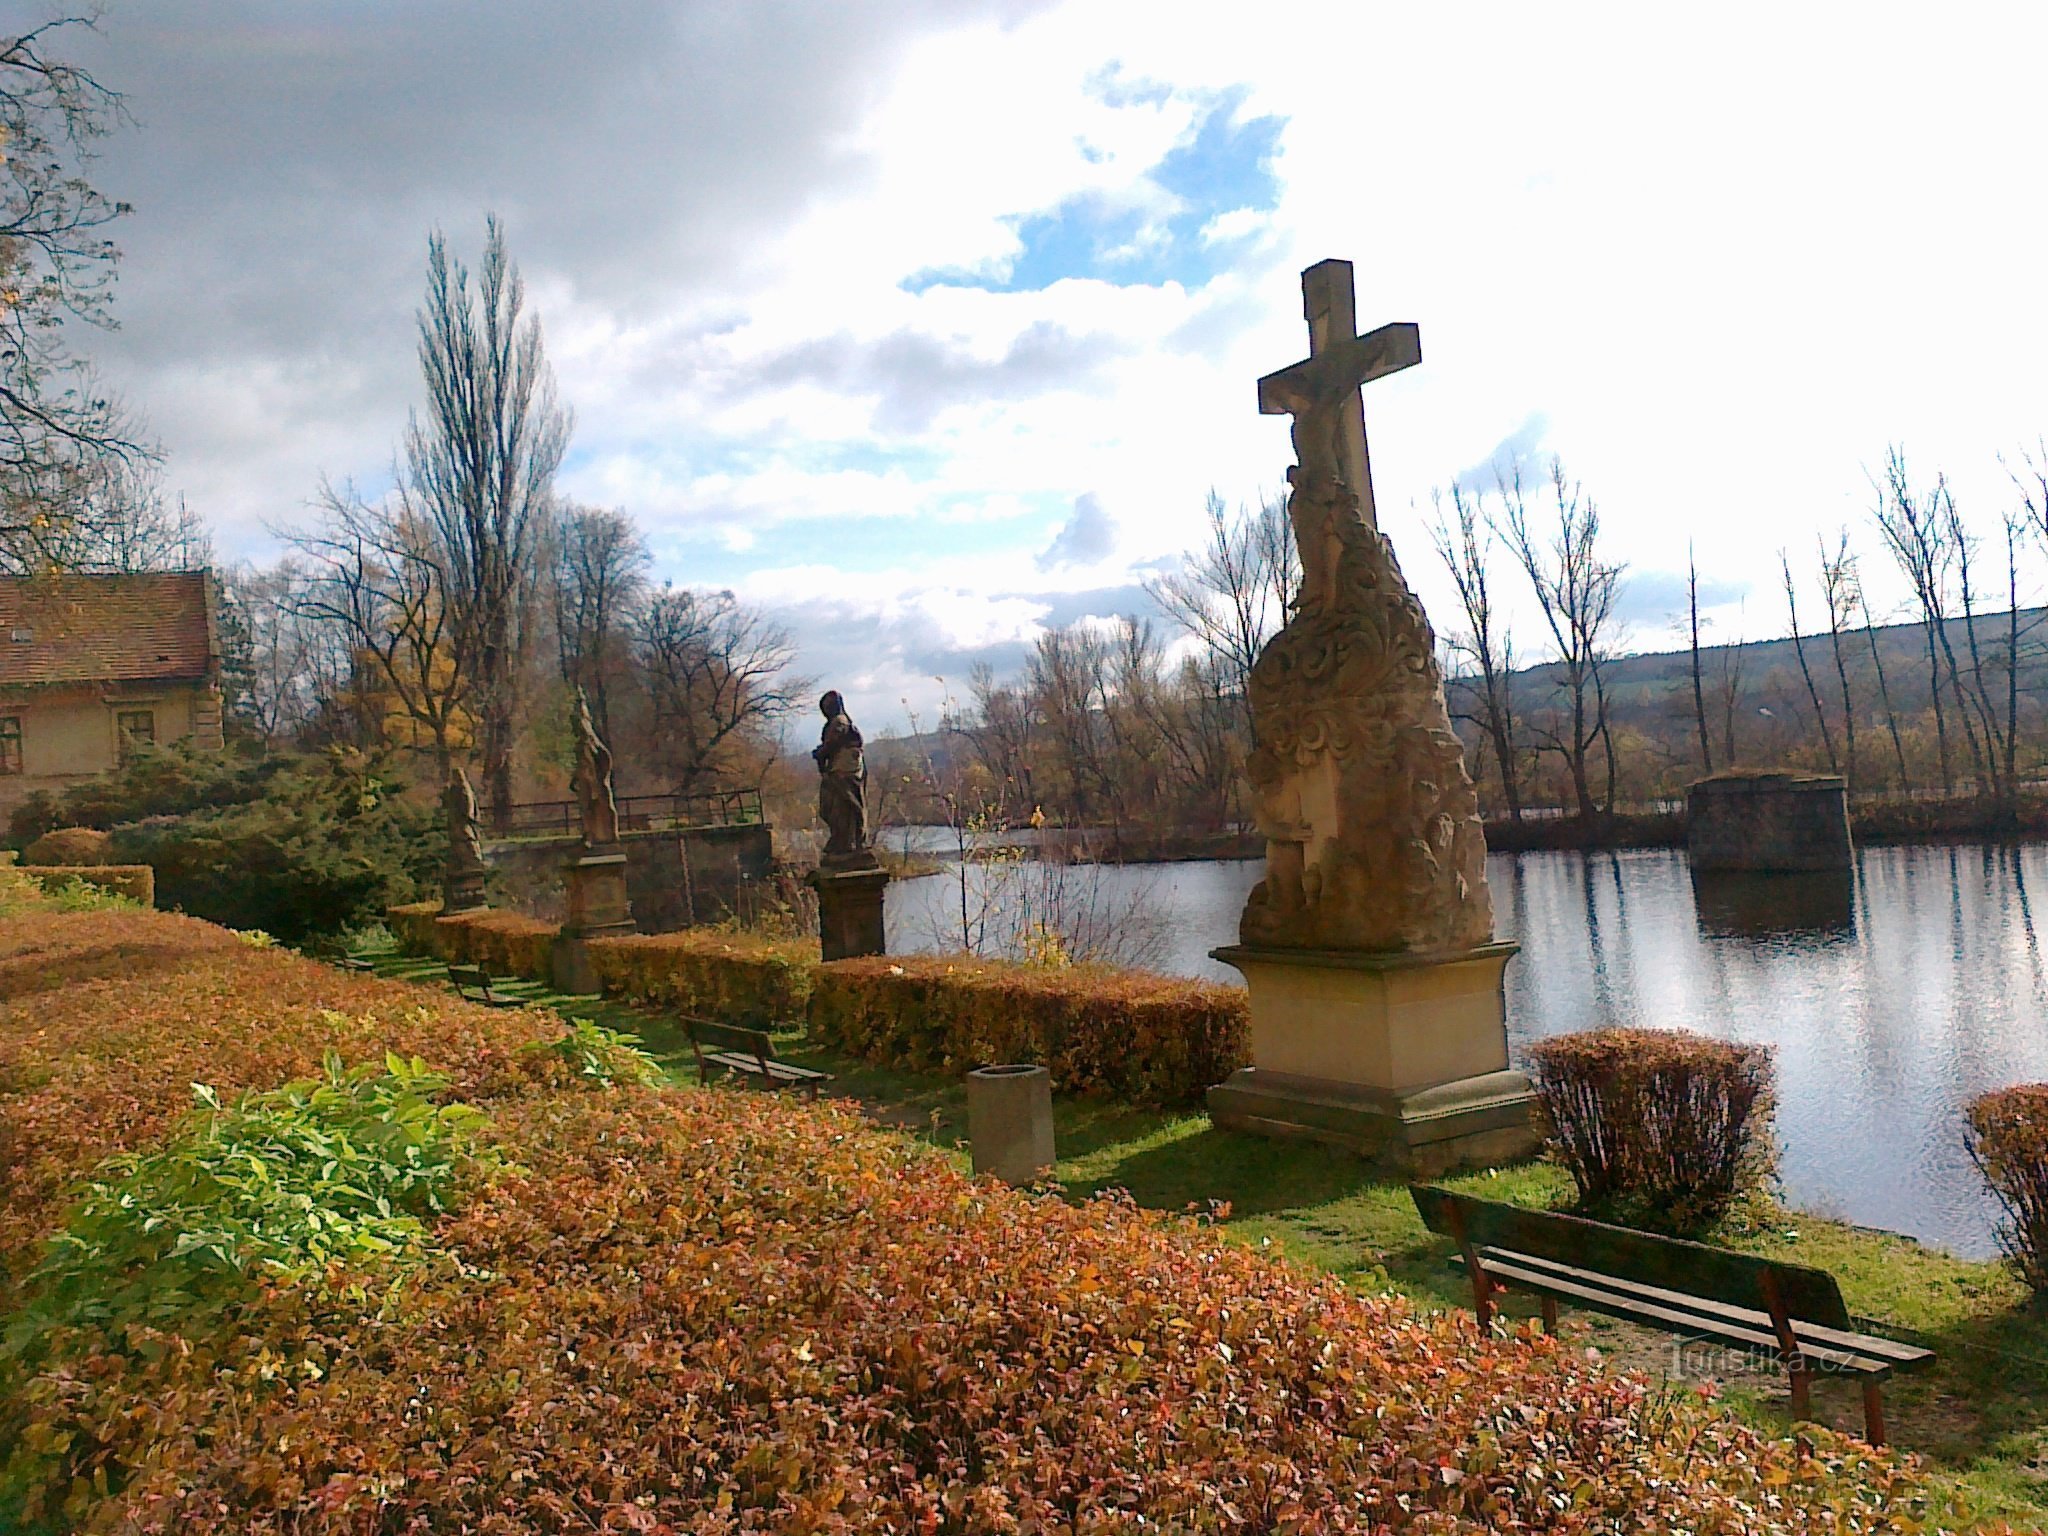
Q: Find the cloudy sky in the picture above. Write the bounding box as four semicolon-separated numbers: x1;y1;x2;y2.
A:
62;2;2048;728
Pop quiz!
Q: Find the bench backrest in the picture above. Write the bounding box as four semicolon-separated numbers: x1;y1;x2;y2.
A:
685;1016;777;1061
448;963;489;985
1410;1185;1850;1329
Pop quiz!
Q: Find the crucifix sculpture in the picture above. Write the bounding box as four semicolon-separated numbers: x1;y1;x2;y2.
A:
1256;259;1418;606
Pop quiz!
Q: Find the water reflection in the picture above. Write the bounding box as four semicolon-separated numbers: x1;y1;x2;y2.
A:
1691;870;1855;940
884;843;2048;1257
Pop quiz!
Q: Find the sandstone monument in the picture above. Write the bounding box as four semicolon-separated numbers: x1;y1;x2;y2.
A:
1206;258;1539;1174
806;689;888;959
552;687;636;992
439;766;488;915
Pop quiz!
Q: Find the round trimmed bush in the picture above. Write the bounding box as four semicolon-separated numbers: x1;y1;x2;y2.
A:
24;826;112;866
1529;1026;1774;1233
1967;1084;2048;1290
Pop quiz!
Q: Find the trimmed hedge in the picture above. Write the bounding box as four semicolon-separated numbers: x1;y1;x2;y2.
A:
587;929;817;1028
810;953;1247;1109
386;903;559;980
0;903;1931;1529
18;863;155;907
1967;1084;2048;1291
1530;1026;1774;1233
22;827;111;866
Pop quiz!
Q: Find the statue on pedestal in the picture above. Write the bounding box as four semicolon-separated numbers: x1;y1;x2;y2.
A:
570;686;620;849
812;690;871;866
440;765;488;913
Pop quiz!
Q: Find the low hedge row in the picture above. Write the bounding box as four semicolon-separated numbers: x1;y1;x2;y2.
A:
586;929;817;1029
810;953;1247;1108
0;903;1931;1530
16;863;155;907
391;906;1245;1105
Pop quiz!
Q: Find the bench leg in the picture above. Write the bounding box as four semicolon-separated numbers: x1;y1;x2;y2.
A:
1862;1380;1886;1448
1540;1297;1559;1334
1787;1363;1811;1422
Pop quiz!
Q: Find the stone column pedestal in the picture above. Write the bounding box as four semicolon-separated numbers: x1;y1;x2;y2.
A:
808;859;890;961
1207;941;1539;1176
440;860;488;916
552;848;635;994
966;1064;1055;1184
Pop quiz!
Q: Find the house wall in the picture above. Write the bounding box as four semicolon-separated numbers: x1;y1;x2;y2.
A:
0;681;220;815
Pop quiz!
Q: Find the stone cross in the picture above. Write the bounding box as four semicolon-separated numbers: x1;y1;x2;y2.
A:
1256;258;1419;536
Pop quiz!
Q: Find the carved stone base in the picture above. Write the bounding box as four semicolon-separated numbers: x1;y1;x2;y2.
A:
553;850;635;994
1207;941;1538;1175
808;864;889;961
440;862;488;916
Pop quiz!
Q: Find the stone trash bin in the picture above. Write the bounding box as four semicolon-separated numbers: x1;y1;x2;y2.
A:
966;1064;1055;1185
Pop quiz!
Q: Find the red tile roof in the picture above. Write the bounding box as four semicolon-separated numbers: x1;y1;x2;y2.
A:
0;572;217;688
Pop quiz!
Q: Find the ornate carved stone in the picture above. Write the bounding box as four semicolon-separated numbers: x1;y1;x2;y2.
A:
440;766;488;914
1238;261;1491;957
813;689;877;871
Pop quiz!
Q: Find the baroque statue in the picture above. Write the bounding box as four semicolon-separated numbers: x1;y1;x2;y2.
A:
813;689;872;865
1239;259;1492;956
570;686;620;848
443;766;485;871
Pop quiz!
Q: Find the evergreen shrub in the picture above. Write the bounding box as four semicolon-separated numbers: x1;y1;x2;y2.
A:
809;954;1247;1109
1967;1083;2048;1290
1529;1026;1774;1233
22;826;111;865
17;864;154;906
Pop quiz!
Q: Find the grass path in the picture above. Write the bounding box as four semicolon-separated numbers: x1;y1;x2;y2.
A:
358;937;2048;1526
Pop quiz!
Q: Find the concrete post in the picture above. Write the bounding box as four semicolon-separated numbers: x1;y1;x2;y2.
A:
966;1064;1055;1185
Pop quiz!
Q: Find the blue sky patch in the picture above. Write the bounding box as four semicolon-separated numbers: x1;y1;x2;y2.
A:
904;87;1284;296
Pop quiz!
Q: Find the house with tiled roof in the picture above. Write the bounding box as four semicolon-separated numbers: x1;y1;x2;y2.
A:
0;571;224;812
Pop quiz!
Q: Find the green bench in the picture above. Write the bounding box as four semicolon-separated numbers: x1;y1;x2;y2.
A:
447;963;520;1008
1410;1185;1934;1446
686;1017;832;1100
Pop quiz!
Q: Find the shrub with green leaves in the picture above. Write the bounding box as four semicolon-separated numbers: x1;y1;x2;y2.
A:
8;1051;495;1351
515;1019;664;1089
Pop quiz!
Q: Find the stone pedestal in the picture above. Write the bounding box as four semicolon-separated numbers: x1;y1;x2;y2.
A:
1207;942;1539;1176
808;859;889;961
552;849;635;994
966;1064;1056;1184
1688;771;1852;872
440;861;488;916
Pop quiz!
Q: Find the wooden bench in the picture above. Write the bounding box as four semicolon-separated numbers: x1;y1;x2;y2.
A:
1410;1185;1934;1445
447;963;520;1007
686;1017;832;1100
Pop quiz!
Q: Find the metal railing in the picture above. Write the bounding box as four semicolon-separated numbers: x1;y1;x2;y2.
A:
498;788;764;840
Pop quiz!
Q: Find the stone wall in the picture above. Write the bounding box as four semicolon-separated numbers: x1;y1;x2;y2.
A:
1687;771;1853;873
483;822;775;932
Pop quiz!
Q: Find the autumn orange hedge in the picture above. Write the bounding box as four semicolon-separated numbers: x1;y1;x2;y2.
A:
0;901;558;1293
1968;1084;2048;1291
587;928;817;1027
0;896;1943;1530
386;901;558;979
17;863;155;907
809;953;1247;1108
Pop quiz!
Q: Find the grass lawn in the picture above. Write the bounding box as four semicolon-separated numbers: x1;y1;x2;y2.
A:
359;935;2048;1528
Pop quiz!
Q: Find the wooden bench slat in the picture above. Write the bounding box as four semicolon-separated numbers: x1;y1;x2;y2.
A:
1485;1247;1934;1370
688;1016;833;1098
1477;1254;1893;1378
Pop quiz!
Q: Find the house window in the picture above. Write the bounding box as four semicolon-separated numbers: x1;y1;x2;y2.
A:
0;717;19;775
116;709;155;762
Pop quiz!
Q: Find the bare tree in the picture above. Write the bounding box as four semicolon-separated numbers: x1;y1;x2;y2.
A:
633;584;809;793
1429;484;1521;818
551;504;648;743
0;15;155;569
290;479;471;774
1780;550;1838;771
1686;545;1713;773
1872;448;1967;792
406;215;569;824
1145;489;1296;742
35;454;208;572
1498;458;1623;822
1817;532;1866;792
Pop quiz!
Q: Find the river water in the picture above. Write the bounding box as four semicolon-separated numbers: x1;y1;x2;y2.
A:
883;842;2048;1258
